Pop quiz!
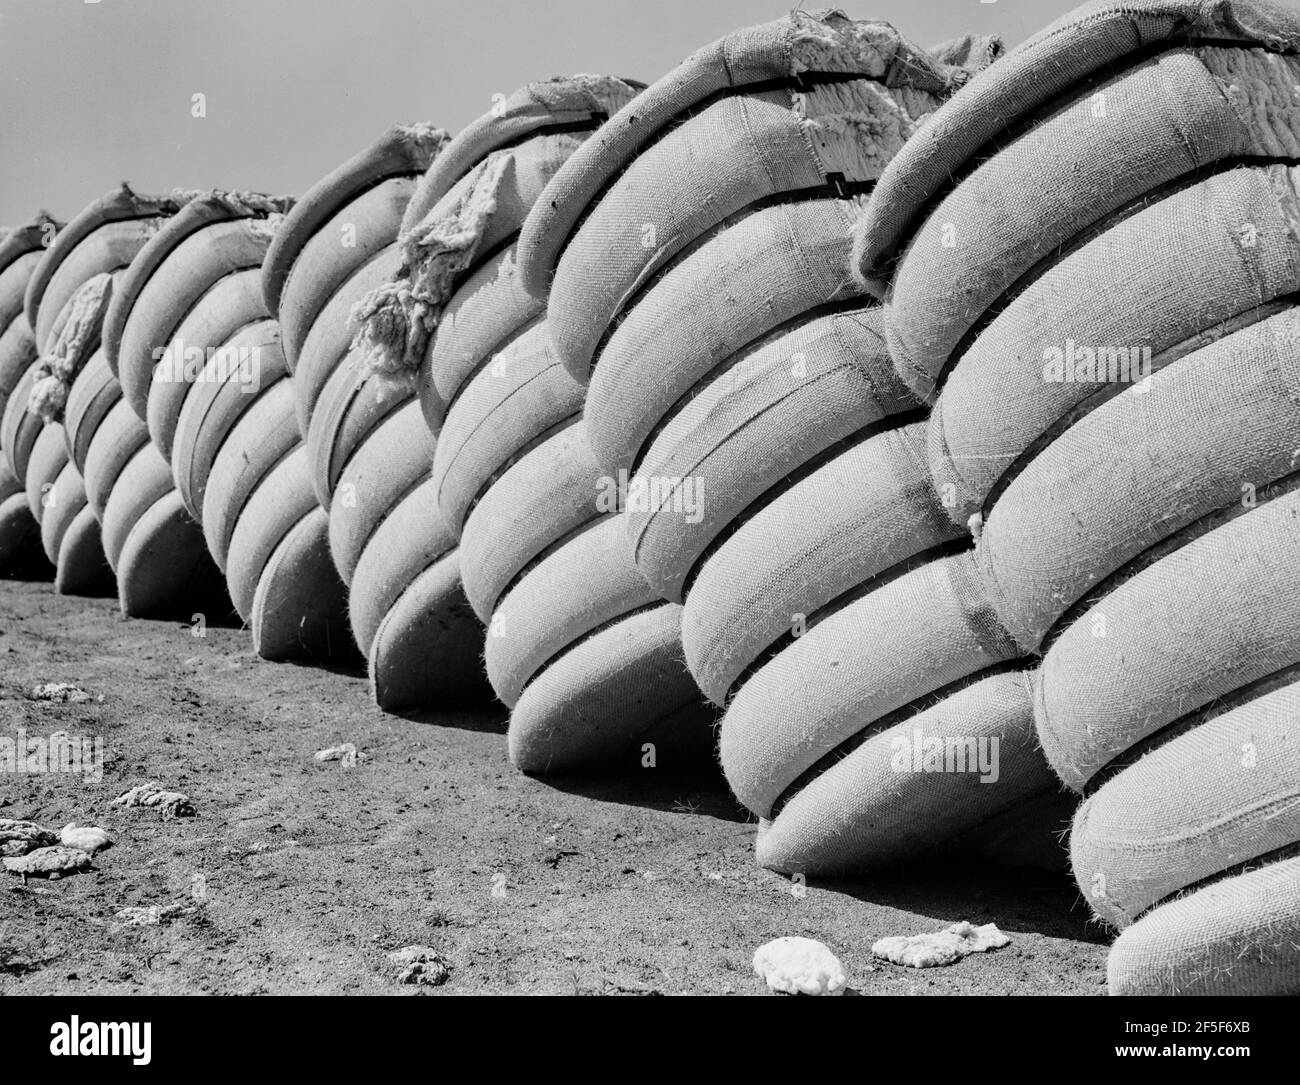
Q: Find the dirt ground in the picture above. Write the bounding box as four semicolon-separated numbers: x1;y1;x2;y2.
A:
0;573;1110;996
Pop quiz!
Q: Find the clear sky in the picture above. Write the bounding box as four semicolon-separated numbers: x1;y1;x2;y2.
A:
0;0;1079;225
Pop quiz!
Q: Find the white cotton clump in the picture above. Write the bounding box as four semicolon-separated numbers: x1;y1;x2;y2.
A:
794;81;944;179
314;742;365;768
112;781;195;819
349;151;510;389
1204;47;1300;160
27;272;114;423
787;10;894;79
967;511;984;541
872;921;1009;968
505;74;641;119
60;824;112;855
752;936;847;995
3;845;93;878
116;902;196;927
388;945;451;987
0;818;59;858
28;682;95;703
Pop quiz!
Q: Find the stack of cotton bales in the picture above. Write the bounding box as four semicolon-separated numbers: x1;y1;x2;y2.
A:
356;74;715;770
0;217;58;574
101;189;349;659
260;123;497;708
518;10;1066;861
2;185;230;611
855;0;1300;995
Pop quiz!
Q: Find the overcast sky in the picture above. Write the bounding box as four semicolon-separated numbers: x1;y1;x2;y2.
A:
0;0;1079;225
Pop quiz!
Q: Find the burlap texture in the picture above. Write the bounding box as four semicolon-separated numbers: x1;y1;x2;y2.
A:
628;305;916;602
458;423;605;622
979;304;1300;652
509;603;715;774
171;321;287;521
200;378;299;571
431;320;583;535
929;164;1300;523
853;0;1300;292
683;421;962;705
754;669;1056;874
250;506;350;662
292;244;404;437
348;476;458;655
882;45;1300;399
484;514;659;708
145;266;268;461
583;196;867;478
114;218;274;427
366;550;488;712
275;177;414;368
1108;855;1300;996
99;441;172;570
1072;679;1300;930
720;548;1020;818
326;399;434;585
261;122;449;316
1036;487;1300;791
419;244;545;427
518;9;983;296
545;78;946;380
224;445;317;620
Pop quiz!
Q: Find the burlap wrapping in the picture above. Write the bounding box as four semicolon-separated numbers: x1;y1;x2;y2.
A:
583;196;867;479
291;244;404;439
1036;487;1300;791
260;122;448;317
545;77;947;381
326;398;434;585
171;321;287;521
431;320;583;535
366;550;488;712
100;441;172;570
483;512;659;708
250;506;350;662
200;378;299;572
29;184;190;349
82;398;147;518
628;305;917;602
0;362;43;485
144;267;268;462
519;10;989;297
458;423;604;622
275;178;413;368
419;244;544;431
1072;679;1300;930
754;669;1056;874
881;44;1300;399
853;0;1300;293
683;421;961;705
1108;855;1300;996
116;489;222;620
113;216;276;427
219;445;318;619
929;164;1300;524
401;75;642;237
348;476;457;655
62;350;117;478
721;547;1020;818
980;304;1300;652
305;337;411;505
509;602;716;774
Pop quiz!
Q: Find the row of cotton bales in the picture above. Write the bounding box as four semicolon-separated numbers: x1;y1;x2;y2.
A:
3;0;1298;997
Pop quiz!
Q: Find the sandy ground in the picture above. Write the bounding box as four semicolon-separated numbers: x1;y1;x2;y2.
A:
0;574;1110;996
